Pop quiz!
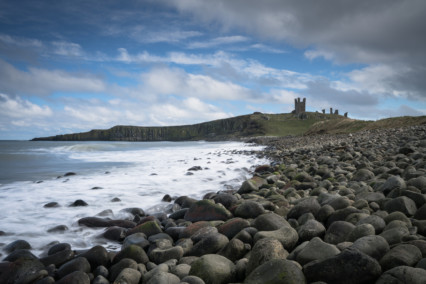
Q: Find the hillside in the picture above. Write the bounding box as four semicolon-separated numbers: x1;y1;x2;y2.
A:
31;112;343;141
32;113;426;141
305;116;426;135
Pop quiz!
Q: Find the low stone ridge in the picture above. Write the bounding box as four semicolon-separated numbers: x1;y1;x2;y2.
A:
3;124;426;283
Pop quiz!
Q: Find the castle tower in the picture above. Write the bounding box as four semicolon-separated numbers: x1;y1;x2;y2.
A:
294;97;306;116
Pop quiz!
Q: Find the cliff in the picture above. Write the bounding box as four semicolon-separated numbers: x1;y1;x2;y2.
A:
31;112;347;141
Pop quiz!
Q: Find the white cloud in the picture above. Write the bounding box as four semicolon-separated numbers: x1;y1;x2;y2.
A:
187;35;249;49
52;41;83;57
0;59;107;96
0;93;52;119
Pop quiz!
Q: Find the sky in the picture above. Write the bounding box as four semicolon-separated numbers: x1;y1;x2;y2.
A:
1;0;426;139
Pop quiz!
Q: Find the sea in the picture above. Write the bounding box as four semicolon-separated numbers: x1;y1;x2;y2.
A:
0;140;268;256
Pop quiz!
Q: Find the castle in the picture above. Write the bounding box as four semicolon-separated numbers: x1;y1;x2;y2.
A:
294;97;348;118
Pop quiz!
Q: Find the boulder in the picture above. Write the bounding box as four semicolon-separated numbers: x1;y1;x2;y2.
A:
237;177;266;194
297;219;326;242
303;248;381;284
352;169;375;182
80;245;110;268
287;197;321;220
57;257;91;279
376;265;426;284
246;238;288;276
149;246;184;264
109;258;138;282
356;215;386;234
4;240;31;253
55;271;90;284
113;268;141;284
146;272;180;284
189;233;229;256
189;254;236;284
113;244;149;264
379;244;422;271
244;259;306;284
252;212;291;231
126;220;162;237
254;226;298;251
324;221;355;245
346;224;375;242
384;196;417;216
234;201;265;219
350;235;390;260
218;238;249;262
217;218;250;239
184;200;232;222
296;237;340;266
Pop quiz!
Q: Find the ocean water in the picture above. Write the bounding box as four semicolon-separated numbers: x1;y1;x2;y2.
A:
0;140;268;256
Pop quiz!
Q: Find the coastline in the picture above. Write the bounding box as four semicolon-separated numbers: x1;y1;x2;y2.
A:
2;125;426;283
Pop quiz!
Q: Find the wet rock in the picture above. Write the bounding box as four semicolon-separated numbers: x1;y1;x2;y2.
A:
69;199;88;207
376;266;426;284
189;233;229;256
55;271;90;284
113;268;141;284
252;212;290;231
126;220;162;237
109;258;138;282
217;218;250;239
103;226;127;241
47;225;68;233
350;235;390;260
254;225;298;251
92;275;109;284
245;259;306;284
246;238;288;276
113;244;149;264
175;196;198;209
0;258;47;284
4;239;31;253
184;199;232;222
379;244;422;271
57;257;91;279
78;217;110;227
237;177;266;194
303;248;381;284
149;246;184;264
122;233;150;250
189;254;236;284
296;237;340;266
234;201;265;219
213;193;238;209
79;245;110;269
44;202;60;208
40;248;74;267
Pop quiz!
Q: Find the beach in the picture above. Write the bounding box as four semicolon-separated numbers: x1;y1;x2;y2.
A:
2;125;426;283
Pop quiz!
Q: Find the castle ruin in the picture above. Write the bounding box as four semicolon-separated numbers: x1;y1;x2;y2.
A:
294;97;348;119
294;98;306;116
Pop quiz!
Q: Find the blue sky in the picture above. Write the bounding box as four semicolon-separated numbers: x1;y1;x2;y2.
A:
1;0;426;139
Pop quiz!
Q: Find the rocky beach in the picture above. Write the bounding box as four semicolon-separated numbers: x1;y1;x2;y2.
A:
2;124;426;283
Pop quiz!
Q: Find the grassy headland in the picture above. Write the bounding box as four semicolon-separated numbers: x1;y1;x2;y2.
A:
31;112;426;141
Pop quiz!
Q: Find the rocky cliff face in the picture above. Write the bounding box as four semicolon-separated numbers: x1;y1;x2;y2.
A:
32;115;266;141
